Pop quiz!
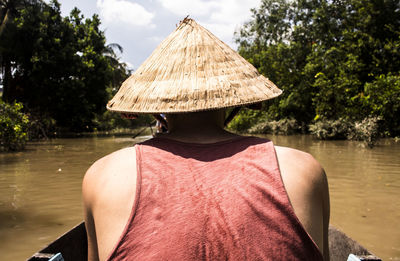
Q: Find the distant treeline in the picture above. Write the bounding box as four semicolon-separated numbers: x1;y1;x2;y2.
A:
0;0;146;130
0;0;154;151
230;0;400;141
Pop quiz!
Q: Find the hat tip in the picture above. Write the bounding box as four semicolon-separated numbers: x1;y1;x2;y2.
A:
177;15;194;28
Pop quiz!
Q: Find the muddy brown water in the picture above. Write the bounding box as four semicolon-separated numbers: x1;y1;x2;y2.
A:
0;135;399;260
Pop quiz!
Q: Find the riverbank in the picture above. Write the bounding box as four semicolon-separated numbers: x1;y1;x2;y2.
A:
2;98;398;152
228;113;398;148
0;99;155;151
45;127;154;139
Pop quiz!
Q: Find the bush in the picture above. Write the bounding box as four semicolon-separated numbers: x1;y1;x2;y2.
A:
92;111;154;131
24;110;58;140
308;117;381;147
227;108;267;133
0;100;29;151
308;118;351;140
249;118;303;135
348;117;381;148
92;110;132;131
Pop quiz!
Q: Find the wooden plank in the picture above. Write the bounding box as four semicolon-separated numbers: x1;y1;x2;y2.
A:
27;223;87;261
328;225;380;261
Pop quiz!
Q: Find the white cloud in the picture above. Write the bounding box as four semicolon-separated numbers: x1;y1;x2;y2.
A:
158;0;218;17
96;0;155;27
199;21;233;43
158;0;259;46
209;0;259;24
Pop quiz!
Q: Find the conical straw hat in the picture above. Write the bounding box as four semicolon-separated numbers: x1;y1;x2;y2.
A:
107;18;282;114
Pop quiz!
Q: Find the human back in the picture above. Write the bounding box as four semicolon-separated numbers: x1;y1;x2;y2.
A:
82;17;329;261
83;111;329;260
112;136;324;260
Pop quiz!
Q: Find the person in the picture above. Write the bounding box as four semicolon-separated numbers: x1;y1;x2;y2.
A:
155;114;168;134
82;18;330;261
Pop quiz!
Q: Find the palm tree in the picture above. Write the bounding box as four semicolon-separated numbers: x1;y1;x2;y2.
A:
103;43;130;91
0;0;27;37
105;43;123;56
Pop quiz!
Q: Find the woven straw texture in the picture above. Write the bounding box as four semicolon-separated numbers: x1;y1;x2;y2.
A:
107;18;282;114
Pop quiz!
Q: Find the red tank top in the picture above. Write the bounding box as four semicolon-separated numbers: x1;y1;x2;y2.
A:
107;136;323;260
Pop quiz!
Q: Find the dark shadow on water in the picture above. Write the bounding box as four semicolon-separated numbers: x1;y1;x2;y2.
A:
0;206;64;239
0;156;22;165
0;207;28;228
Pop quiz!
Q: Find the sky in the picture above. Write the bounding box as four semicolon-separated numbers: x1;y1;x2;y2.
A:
53;0;260;70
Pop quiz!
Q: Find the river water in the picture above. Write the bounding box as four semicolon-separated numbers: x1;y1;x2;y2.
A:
0;135;399;260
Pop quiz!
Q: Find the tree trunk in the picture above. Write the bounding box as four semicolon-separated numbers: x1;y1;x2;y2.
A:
0;9;10;37
2;55;12;102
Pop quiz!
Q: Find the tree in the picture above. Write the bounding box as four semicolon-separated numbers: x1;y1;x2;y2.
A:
235;0;400;136
0;0;130;131
0;0;28;101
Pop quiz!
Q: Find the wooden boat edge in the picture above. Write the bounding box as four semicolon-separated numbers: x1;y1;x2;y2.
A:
27;222;381;261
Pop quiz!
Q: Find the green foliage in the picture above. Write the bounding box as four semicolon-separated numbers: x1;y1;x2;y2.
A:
308;118;353;140
92;110;131;131
363;74;400;136
308;117;381;147
227;108;267;132
0;0;130;132
350;117;381;147
0;100;29;151
26;112;57;140
249;118;302;135
92;111;151;131
235;0;400;137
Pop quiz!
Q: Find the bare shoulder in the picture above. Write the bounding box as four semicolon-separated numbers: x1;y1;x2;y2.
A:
84;147;136;180
275;146;330;260
82;146;137;205
274;146;326;186
83;147;138;260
